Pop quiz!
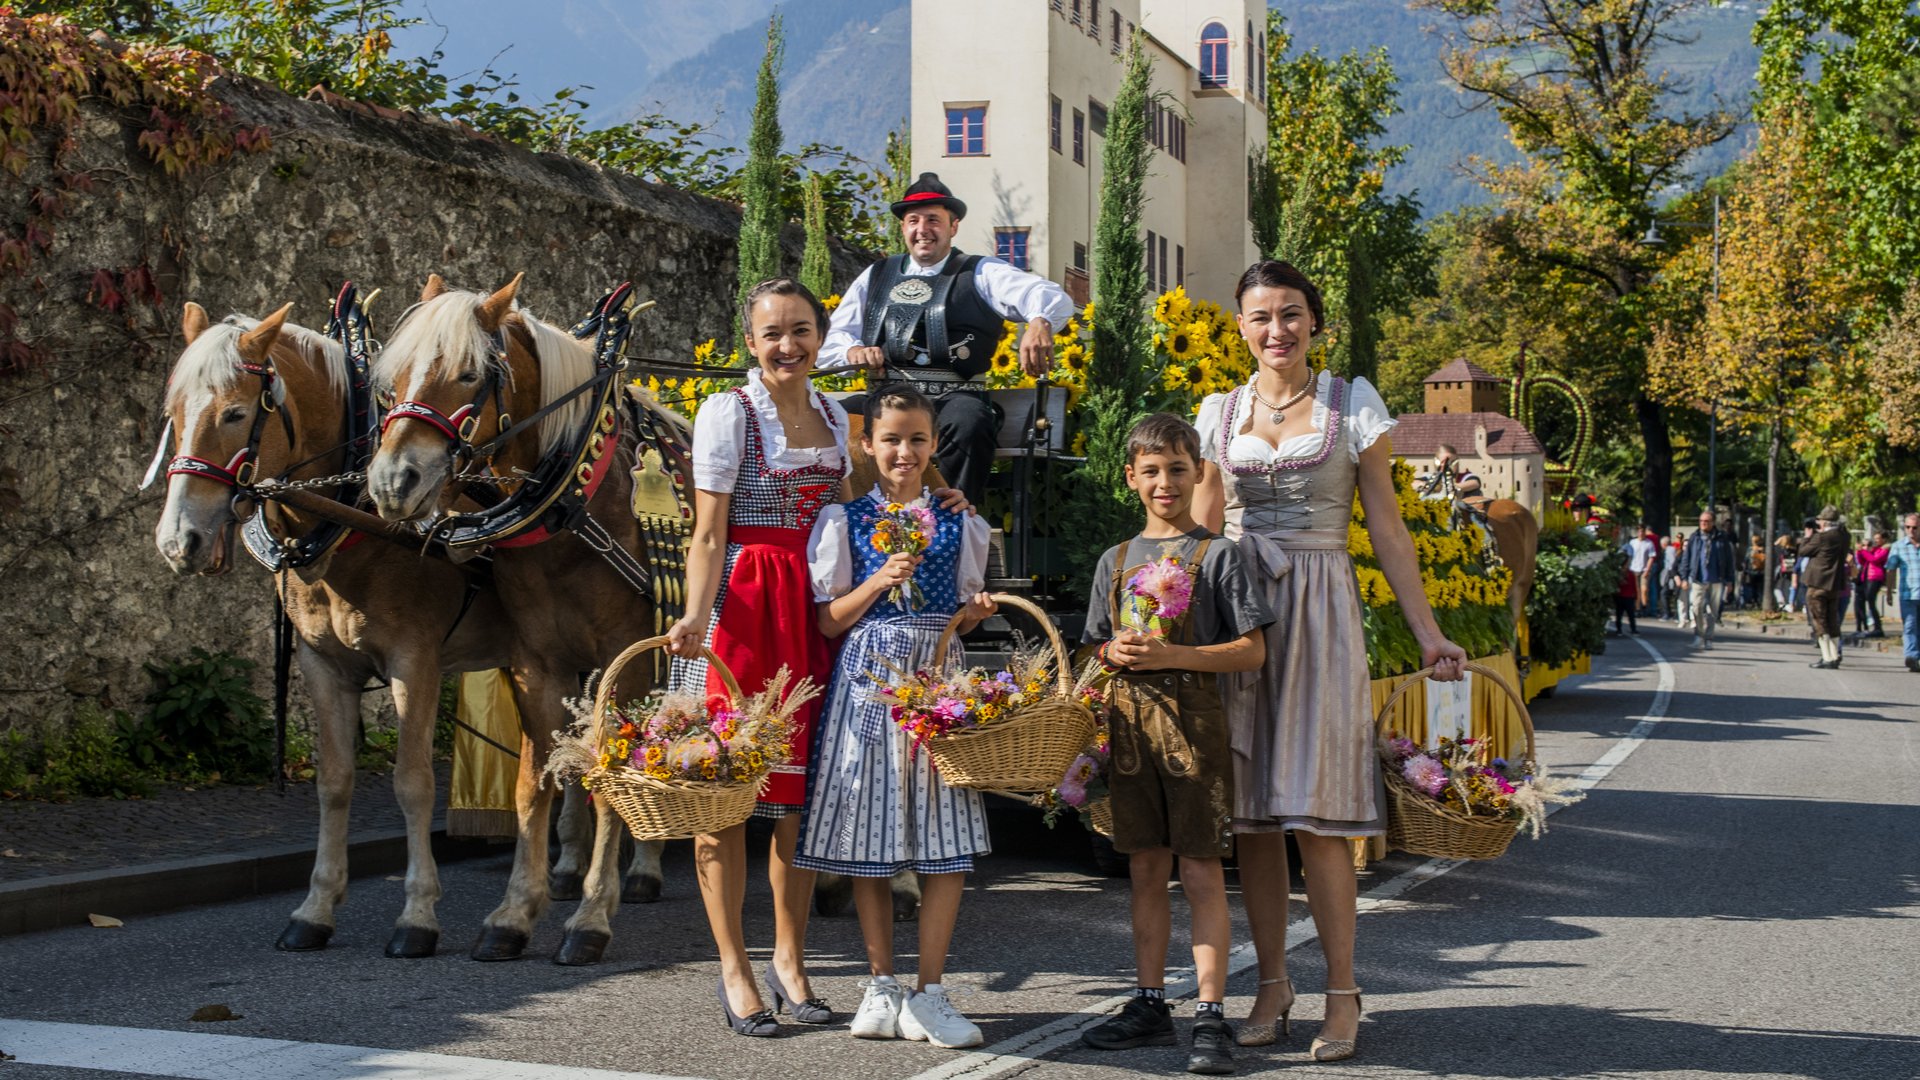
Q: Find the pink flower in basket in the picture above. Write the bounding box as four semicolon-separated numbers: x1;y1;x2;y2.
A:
933;697;968;723
1401;754;1448;797
1057;752;1102;807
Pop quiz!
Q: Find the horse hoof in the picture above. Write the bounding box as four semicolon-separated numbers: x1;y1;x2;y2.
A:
621;874;662;905
892;893;920;922
275;919;333;952
553;928;610;967
385;926;440;959
470;926;530;962
548;871;584;902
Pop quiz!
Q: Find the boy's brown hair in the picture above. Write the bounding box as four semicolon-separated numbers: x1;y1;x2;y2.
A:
1126;412;1203;465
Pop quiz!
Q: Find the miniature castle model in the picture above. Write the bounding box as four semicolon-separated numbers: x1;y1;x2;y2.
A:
1392;359;1548;513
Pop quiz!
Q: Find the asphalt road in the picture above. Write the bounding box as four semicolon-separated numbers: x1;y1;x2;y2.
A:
2;623;1916;1080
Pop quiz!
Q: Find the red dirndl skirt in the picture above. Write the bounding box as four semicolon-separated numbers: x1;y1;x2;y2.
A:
709;525;830;807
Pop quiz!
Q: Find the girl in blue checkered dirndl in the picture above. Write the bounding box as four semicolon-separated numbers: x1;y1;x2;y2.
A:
798;385;996;1045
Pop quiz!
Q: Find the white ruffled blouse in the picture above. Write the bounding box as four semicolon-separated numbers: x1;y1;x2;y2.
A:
690;368;851;493
1196;370;1396;465
807;486;992;604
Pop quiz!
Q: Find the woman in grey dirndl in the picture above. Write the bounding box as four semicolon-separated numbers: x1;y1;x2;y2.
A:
1196;260;1466;1062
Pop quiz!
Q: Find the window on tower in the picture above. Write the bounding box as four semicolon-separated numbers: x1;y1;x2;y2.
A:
1050;95;1062;153
1072;108;1085;164
1200;22;1229;88
945;105;987;156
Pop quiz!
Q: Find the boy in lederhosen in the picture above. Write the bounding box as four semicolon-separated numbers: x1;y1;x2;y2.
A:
1079;414;1274;1076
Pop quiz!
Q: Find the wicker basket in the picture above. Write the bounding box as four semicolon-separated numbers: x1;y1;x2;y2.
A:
1084;796;1114;837
1376;661;1537;861
585;636;767;841
920;594;1097;793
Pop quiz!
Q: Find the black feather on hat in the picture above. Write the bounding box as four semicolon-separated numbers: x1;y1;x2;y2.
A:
890;172;967;219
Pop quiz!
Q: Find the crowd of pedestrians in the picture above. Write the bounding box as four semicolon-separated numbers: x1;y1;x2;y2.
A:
1612;507;1917;673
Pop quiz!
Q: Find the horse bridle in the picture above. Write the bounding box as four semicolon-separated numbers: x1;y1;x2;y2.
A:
164;357;296;492
379;325;512;462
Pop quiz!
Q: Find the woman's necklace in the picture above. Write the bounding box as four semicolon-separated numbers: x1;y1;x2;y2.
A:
1250;376;1313;424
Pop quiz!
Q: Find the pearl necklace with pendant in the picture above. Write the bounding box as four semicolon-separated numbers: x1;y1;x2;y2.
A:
1250;377;1313;424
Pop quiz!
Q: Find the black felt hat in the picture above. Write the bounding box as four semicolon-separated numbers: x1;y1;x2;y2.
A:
890;172;967;219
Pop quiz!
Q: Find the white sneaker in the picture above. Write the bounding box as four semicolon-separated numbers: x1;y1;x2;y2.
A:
899;986;983;1048
1691;636;1704;649
851;976;904;1039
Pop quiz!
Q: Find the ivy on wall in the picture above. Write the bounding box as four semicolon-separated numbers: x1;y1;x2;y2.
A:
0;10;270;374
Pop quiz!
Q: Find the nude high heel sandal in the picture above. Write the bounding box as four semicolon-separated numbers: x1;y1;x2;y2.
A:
1310;987;1364;1062
1234;976;1294;1046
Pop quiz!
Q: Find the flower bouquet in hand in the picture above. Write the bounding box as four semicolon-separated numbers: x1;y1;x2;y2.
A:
870;498;937;611
1120;555;1195;637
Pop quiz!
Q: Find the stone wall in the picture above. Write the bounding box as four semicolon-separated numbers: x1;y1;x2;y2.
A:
0;75;868;731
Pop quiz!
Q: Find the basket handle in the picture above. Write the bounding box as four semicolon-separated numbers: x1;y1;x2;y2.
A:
1373;661;1536;773
932;592;1075;696
592;635;746;724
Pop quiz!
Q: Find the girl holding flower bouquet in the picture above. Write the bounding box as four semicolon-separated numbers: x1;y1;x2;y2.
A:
798;384;997;1049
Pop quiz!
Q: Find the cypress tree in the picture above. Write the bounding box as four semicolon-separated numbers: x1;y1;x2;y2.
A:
735;15;785;350
800;172;832;299
882;123;912;255
1066;36;1156;590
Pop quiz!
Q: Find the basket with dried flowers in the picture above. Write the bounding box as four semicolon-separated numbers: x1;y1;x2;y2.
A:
874;593;1096;792
1375;662;1582;859
547;637;820;841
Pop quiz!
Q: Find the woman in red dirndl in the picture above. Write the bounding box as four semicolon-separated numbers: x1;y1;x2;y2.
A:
667;280;849;1036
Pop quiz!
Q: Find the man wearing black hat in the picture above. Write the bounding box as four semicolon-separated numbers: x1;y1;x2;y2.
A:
1797;505;1854;668
822;172;1074;500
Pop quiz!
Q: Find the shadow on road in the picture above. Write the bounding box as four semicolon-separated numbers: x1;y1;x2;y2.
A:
1348;1004;1920;1080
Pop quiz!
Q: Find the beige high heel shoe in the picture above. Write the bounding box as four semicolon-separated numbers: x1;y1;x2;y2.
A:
1234;976;1294;1046
1310;987;1364;1062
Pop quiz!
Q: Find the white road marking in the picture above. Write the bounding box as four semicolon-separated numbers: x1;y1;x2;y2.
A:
0;1018;697;1080
906;637;1676;1080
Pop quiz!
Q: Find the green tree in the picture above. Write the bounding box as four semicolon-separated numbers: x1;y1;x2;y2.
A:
1066;35;1155;589
800;172;832;299
1257;10;1431;381
1412;0;1738;534
734;15;786;349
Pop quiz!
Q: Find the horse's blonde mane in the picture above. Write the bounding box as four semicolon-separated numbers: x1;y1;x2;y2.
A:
375;288;593;456
165;315;345;412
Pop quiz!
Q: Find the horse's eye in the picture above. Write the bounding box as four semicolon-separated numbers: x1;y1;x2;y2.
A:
221;406;249;424
456;371;481;384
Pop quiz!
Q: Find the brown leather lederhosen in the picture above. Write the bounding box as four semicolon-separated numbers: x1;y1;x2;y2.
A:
1105;538;1236;858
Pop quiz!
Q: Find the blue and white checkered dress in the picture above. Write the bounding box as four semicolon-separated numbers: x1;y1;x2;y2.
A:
796;495;991;876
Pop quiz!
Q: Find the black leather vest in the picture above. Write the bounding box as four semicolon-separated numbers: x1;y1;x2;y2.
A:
859;251;1003;380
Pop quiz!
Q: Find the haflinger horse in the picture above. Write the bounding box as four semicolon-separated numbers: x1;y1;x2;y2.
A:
366;273;686;965
153;301;517;958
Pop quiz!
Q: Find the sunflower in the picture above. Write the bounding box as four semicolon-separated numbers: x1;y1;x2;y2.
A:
1162;364;1188;390
1058;342;1088;371
1154;287;1193;328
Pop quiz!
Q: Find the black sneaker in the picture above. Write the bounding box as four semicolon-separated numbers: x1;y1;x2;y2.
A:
1082;997;1176;1050
1187;1017;1236;1075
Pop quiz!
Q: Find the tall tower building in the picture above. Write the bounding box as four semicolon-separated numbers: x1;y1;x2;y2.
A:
910;0;1267;307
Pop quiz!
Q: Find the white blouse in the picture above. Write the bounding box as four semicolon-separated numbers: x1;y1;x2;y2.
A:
807;487;992;604
1196;370;1395;465
690;368;851;493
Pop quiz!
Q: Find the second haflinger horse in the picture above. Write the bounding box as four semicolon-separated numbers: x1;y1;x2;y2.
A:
152;300;519;958
366;273;691;964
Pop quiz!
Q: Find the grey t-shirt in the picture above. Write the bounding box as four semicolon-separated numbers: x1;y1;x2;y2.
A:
1083;528;1274;648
